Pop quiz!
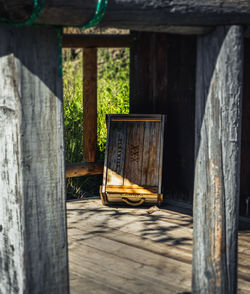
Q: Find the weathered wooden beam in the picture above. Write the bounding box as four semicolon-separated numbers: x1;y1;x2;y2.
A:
83;47;97;162
2;0;250;32
0;26;69;293
62;34;134;48
66;162;103;178
193;25;243;293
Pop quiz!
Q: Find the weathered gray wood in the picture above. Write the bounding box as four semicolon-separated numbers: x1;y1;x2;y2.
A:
193;25;244;294
2;0;250;32
0;26;69;293
66;199;250;294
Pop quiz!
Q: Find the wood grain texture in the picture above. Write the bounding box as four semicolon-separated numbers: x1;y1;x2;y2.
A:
130;32;168;115
107;122;127;186
106;186;158;194
102;115;165;205
193;26;244;294
3;0;250;32
130;32;196;201
66;199;250;294
240;38;250;217
66;162;103;178
124;122;144;186
83;48;97;162
0;26;68;294
141;122;161;187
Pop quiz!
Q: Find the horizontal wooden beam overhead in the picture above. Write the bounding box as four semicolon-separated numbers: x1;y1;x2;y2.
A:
62;34;134;48
66;162;103;178
3;1;250;33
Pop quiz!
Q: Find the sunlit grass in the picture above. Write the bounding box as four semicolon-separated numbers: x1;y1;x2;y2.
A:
63;48;130;198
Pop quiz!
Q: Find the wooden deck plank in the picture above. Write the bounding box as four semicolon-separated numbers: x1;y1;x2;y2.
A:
69;244;189;293
67;199;250;294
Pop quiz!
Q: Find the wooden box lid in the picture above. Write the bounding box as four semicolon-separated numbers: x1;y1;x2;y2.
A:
101;114;166;196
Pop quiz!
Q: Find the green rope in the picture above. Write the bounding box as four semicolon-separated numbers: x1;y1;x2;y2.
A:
0;0;44;27
79;0;108;29
57;0;109;76
0;0;109;76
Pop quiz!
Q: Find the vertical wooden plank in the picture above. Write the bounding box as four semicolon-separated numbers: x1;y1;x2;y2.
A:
130;32;196;201
124;122;144;186
240;38;250;217
0;26;69;294
107;121;127;185
130;32;168;114
165;35;196;201
193;26;243;294
83;47;97;162
141;122;161;186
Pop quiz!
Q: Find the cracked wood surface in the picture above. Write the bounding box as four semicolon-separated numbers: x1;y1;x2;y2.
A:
193;26;244;293
0;26;68;294
3;1;250;33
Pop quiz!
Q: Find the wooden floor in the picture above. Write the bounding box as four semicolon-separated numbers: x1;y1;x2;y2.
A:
67;199;250;294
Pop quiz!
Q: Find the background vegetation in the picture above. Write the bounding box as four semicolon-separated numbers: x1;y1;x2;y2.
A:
63;47;130;199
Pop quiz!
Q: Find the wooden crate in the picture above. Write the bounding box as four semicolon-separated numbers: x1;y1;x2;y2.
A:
100;114;166;206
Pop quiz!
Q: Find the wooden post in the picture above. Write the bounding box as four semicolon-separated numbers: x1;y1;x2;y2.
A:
193;26;243;293
0;26;69;293
83;48;97;162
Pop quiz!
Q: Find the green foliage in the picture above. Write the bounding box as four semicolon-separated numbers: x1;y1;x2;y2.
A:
63;48;130;199
97;48;130;153
63;50;83;164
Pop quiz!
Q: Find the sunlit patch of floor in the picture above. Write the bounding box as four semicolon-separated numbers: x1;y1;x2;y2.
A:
67;199;250;294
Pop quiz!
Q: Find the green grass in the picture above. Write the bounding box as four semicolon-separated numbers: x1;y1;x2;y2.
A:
63;48;130;199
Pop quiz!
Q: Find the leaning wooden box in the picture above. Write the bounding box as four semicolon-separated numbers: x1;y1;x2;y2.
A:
100;114;166;206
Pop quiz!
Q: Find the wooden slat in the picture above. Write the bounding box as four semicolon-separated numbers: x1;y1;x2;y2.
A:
67;199;250;294
141;121;161;187
0;26;68;294
67;200;193;294
66;162;103;178
193;25;244;294
130;32;196;201
62;34;134;48
106;121;127;186
106;186;158;194
124;122;145;186
110;114;162;121
240;38;250;217
111;119;161;122
83;47;97;162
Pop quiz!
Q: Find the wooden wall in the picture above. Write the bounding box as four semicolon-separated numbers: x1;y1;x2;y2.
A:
240;38;250;217
130;32;196;203
130;32;250;217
